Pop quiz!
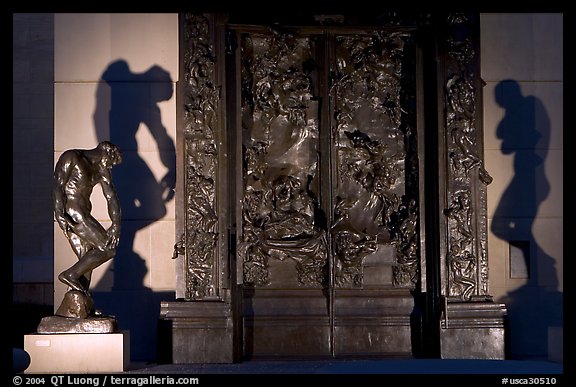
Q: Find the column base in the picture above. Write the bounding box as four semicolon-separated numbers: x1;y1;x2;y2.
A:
440;300;507;359
159;301;235;363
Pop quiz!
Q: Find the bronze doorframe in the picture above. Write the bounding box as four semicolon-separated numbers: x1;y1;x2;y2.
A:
159;12;507;363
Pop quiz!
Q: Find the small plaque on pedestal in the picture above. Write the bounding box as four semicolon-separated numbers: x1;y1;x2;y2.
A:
24;331;129;373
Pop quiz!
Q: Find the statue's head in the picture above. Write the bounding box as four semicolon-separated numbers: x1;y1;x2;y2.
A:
98;141;123;167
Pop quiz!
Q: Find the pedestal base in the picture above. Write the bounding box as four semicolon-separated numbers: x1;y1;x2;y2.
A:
24;332;129;373
159;301;235;363
440;301;507;359
37;315;117;334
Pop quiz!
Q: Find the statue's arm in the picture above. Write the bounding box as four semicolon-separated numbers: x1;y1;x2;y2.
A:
100;172;121;248
52;153;72;231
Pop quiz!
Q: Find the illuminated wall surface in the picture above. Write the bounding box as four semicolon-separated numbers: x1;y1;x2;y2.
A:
481;14;563;361
12;13;563;362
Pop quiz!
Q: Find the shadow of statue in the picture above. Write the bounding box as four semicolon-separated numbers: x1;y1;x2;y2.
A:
91;59;176;361
491;80;562;359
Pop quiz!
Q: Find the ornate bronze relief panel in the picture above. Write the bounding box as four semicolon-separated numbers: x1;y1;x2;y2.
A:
331;31;419;289
180;14;220;300
177;14;490;302
234;28;421;291
442;14;491;300
238;33;328;288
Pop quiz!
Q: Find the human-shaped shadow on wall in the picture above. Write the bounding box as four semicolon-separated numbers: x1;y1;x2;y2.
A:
491;80;562;359
91;59;176;361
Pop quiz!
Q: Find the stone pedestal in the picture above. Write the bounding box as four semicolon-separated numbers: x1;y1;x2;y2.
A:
24;332;129;373
440;301;507;359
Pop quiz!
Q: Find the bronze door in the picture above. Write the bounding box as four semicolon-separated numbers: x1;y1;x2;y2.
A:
166;13;501;364
233;27;423;358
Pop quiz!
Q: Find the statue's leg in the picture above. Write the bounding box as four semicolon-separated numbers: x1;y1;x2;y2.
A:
58;247;114;295
59;218;114;295
58;271;85;294
63;232;93;290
